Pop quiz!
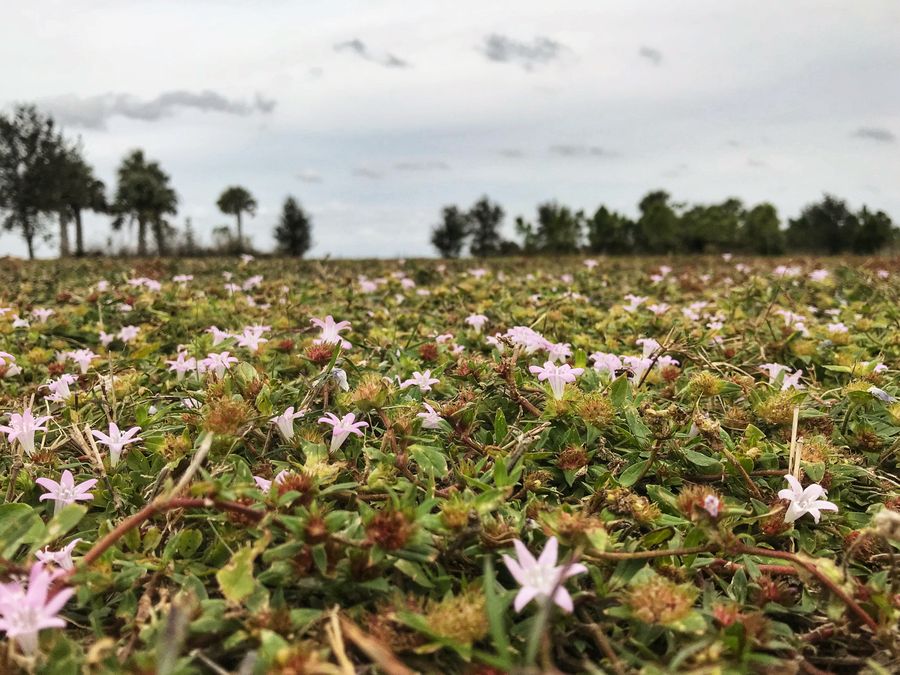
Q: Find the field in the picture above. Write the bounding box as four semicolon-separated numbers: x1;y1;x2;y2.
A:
0;255;898;674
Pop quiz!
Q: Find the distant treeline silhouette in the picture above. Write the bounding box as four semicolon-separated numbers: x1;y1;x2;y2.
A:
0;104;311;258
2;104;895;260
431;193;897;258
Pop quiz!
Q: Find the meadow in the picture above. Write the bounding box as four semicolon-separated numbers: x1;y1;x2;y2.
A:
0;254;898;674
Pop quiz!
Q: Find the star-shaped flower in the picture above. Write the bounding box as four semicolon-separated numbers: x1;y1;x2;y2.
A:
502;537;587;613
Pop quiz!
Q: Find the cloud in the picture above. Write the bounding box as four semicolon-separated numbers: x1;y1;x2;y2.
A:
549;144;615;158
479;34;565;70
42;90;275;129
296;169;323;183
638;46;663;65
393;160;449;171
498;148;524;158
334;39;410;68
747;158;767;168
852;127;895;143
352;167;385;179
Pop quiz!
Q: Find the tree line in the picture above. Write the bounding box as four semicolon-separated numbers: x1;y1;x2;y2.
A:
432;192;897;258
0;104;312;258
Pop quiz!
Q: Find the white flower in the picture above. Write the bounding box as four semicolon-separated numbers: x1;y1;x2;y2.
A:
270;406;305;442
868;386;896;403
117;325;140;343
91;423;142;467
416;403;443;429
399;370;440;392
778;475;839;524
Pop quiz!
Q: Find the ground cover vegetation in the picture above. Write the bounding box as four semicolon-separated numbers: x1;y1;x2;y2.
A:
0;254;898;674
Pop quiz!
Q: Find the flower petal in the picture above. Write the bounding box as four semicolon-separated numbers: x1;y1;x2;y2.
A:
552;586;574;613
537;537;559;568
513;586;540;613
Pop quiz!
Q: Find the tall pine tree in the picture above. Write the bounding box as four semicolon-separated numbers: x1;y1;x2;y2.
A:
273;196;312;256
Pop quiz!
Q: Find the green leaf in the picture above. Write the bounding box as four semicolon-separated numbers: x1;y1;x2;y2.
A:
493;409;508;445
618;460;649;487
217;545;259;603
610;375;629;407
0;504;44;558
409;444;448;479
683;448;723;471
32;505;87;551
483;557;513;669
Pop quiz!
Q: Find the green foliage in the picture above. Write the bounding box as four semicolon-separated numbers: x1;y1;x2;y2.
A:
111;149;178;255
272;195;312;257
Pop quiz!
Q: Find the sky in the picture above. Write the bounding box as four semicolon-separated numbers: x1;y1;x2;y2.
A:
1;0;899;259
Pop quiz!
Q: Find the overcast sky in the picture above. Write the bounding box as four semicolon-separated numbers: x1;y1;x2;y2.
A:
2;0;899;258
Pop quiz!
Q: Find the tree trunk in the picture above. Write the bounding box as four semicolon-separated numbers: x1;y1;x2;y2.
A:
22;213;35;260
154;218;167;256
74;209;84;257
137;217;147;256
59;213;71;258
236;212;243;252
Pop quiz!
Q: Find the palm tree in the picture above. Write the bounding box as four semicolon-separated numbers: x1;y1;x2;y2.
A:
216;186;257;252
111;150;178;256
54;144;106;257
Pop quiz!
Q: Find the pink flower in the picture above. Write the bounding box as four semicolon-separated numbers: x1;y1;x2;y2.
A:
529;361;584;400
36;470;98;515
0;562;74;655
590;352;622;376
703;495;720;518
117;325;140;343
465;314;489;332
311;316;352;349
0;408;52;456
166;352;197;380
254;470;290;492
202;351;238;379
206;326;233;346
237;326;269;352
91;422;142;467
68;349;98;374
547;342;572;363
44;374;77;403
35;539;82;571
318;412;368;452
502;537;587;613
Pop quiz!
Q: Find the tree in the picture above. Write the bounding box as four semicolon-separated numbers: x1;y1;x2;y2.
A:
54;144;106;257
468;196;504;257
786;195;857;254
111;150;178;256
0;104;62;259
635;190;680;253
431;205;470;258
852;207;895;254
273;196;312;256
586;206;635;254
217;186;257;252
740;203;784;254
516;202;584;254
679;198;743;253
